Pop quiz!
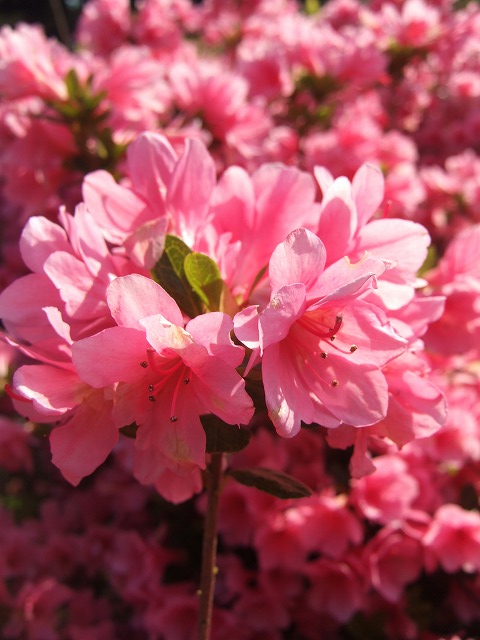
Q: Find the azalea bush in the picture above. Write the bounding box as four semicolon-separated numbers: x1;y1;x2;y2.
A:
0;0;479;639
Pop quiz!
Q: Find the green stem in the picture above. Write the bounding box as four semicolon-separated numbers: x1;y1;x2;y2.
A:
197;452;224;640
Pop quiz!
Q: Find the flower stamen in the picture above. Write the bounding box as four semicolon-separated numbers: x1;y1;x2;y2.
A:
299;314;343;341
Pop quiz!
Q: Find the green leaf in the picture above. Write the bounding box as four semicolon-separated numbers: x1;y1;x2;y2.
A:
65;69;81;100
54;102;80;119
201;415;251;453
151;235;203;318
229;467;312;499
184;252;224;312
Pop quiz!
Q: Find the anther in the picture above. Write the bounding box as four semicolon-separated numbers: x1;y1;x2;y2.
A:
331;379;339;387
321;352;328;359
184;378;190;385
350;345;358;353
148;395;156;402
148;384;154;392
170;416;178;422
140;361;148;368
330;336;336;342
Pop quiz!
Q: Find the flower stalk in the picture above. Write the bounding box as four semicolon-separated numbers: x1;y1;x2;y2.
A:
197;452;224;640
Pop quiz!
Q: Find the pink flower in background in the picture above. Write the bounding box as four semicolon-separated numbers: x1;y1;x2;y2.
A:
306;555;363;623
235;227;406;437
423;504;480;574
366;526;423;603
425;223;480;357
0;23;72;101
351;454;419;525
73;274;254;474
76;0;131;57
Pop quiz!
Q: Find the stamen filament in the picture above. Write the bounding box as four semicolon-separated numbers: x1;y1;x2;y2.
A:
169;366;189;422
146;349;184;376
299;314;343;340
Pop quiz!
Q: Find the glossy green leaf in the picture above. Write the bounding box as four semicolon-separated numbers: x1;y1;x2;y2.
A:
184;252;224;312
151;235;202;318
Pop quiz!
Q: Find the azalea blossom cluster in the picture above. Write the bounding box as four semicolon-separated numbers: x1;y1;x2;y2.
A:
0;0;479;638
0;131;443;500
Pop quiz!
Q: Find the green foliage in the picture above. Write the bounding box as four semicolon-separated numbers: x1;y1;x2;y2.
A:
151;235;203;318
152;236;230;317
229;467;312;499
184;253;224;312
47;69;126;175
201;415;251;453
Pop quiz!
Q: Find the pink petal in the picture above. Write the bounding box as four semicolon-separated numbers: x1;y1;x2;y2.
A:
317;177;357;264
135;386;206;473
72;326;148;387
313;166;334;194
269;228;327;294
50;398;118;485
305;352;389;426
82;170;149;244
107;274;183;328
167;137;216;245
127;132;177;210
140;315;201;361
192;358;254;426
352;163;384;226
259;283;306;351
313;254;388;303
44;251;102;318
233;305;261;349
262;342;339;437
69;204;113;277
0;274;63;344
187;312;244;367
355;218;430;277
133;446;202;503
19;216;70;273
123;218;167;269
253;165;319;234
325;300;407;367
211;165;255;234
14;364;82;415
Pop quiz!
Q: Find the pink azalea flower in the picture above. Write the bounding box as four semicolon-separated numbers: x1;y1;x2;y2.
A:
366;526;423;603
351;454;419;525
306;555;363;623
0;205;143;345
5;307;119;486
424;222;480;357
423;504;480;574
82;132;215;267
234;228;406;437
314;163;431;310
72;274;254;474
0;23;72;101
209;161;320;303
76;0;131;57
